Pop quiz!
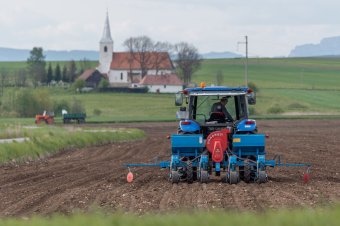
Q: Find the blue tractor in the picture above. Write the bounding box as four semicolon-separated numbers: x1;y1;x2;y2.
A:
126;85;310;184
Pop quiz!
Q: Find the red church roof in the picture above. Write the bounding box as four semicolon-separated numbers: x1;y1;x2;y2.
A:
140;74;183;86
110;52;173;70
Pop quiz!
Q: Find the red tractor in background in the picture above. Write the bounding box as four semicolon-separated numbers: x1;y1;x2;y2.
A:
35;111;54;124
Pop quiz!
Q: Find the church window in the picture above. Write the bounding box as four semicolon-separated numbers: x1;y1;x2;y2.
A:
104;46;108;52
120;73;123;80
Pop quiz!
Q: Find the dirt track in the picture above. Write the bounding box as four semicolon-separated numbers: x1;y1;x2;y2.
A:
0;120;339;216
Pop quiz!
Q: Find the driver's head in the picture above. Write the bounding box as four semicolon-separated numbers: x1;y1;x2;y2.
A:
220;97;228;105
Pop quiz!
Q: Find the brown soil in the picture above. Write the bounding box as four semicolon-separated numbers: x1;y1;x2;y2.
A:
0;120;339;216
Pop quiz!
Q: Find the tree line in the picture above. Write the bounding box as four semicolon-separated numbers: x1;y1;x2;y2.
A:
123;36;202;86
27;47;93;87
0;47;93;92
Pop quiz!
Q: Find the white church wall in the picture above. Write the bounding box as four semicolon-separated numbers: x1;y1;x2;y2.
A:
147;69;173;75
108;70;129;85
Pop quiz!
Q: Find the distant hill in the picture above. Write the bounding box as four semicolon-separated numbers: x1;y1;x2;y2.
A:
289;36;340;57
0;47;99;61
201;51;242;59
0;47;242;61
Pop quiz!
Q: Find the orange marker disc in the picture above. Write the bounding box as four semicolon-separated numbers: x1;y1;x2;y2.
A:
127;172;134;183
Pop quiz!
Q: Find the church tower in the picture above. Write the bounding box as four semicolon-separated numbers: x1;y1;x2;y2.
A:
98;11;113;74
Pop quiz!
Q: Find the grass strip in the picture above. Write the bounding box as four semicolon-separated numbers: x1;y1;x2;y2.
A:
0;204;339;226
0;126;144;163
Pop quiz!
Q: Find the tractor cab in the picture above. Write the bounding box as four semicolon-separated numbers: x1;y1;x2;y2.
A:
175;86;256;137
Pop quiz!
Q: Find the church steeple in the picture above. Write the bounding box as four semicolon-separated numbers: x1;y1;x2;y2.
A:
98;10;113;74
100;11;113;44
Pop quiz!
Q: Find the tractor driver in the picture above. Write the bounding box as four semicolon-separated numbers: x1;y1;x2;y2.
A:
210;96;234;122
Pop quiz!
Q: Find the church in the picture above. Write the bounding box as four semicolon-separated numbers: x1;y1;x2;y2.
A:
79;12;183;93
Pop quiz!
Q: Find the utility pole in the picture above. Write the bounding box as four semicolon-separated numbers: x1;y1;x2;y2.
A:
238;36;248;86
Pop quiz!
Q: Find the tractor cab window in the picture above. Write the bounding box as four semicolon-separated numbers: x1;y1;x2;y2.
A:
237;95;247;120
191;95;237;123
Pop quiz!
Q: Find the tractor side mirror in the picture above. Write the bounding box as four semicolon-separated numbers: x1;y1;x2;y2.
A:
247;92;256;105
175;93;183;106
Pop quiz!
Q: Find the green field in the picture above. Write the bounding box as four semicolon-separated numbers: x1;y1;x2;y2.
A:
51;91;178;122
0;57;340;120
0;205;338;226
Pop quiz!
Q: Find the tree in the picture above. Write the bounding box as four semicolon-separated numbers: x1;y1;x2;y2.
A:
70;98;85;113
27;47;46;87
46;63;53;84
153;41;173;75
72;79;85;93
54;63;61;81
123;36;155;79
0;67;8;96
98;78;109;89
67;60;77;82
15;89;52;117
62;65;68;82
174;42;202;86
216;70;224;86
14;69;27;87
53;99;70;116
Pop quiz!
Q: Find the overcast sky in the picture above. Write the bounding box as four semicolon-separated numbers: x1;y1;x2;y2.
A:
1;0;339;57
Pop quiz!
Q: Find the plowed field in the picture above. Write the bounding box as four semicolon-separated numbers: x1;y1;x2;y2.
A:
0;120;339;216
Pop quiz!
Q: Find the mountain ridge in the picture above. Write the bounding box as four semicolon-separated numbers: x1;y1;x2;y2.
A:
289;36;340;57
0;47;242;61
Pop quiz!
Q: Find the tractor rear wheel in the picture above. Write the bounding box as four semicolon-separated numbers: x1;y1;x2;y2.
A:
186;161;193;183
244;160;251;183
171;170;180;184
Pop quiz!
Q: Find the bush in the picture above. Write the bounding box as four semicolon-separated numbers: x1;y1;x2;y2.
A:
70;98;85;113
248;81;259;92
98;78;109;89
54;99;70;116
72;79;85;93
267;104;284;114
15;89;53;117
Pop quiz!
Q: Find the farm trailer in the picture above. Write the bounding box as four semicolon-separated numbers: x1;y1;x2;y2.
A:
63;113;86;124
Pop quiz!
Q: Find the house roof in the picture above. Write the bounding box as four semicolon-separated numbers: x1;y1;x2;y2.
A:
140;74;183;86
78;69;96;81
110;52;173;70
78;69;107;81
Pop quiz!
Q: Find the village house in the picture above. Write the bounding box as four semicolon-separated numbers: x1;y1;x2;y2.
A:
79;12;183;93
